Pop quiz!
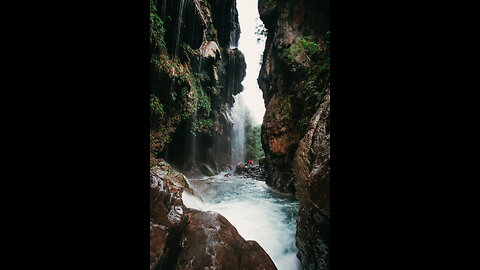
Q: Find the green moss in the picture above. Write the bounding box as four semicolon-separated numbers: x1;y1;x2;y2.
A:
281;32;330;105
265;0;277;8
150;94;164;118
150;1;167;54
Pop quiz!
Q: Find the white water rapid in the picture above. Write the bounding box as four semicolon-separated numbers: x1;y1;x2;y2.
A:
183;173;301;270
193;2;301;268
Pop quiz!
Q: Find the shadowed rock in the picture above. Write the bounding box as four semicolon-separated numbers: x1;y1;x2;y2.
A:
176;209;277;270
234;162;248;174
293;89;330;270
150;161;277;270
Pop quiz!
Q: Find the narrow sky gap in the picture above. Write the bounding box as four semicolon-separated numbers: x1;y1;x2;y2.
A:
236;0;266;125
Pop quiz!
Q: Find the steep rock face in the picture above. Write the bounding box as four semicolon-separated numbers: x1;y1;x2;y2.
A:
258;0;330;193
150;0;246;176
150;160;277;270
176;210;276;270
293;90;330;270
257;0;330;269
150;160;190;269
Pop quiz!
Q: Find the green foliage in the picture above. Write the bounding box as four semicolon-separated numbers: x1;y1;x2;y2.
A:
255;21;267;44
150;1;167;53
150;94;164;118
265;0;277;7
196;86;211;118
280;95;293;122
281;32;330;105
280;36;320;68
299;117;309;134
182;42;193;56
192;118;214;135
149;0;222;153
244;111;265;162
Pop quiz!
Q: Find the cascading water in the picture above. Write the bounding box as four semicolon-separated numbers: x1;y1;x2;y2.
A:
183;173;300;270
231;95;246;165
183;0;300;269
230;0;267;162
173;0;186;57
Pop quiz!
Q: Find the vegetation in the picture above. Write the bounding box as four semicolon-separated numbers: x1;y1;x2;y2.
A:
277;31;330;136
255;20;267;44
149;0;218;158
244;110;264;163
265;0;277;8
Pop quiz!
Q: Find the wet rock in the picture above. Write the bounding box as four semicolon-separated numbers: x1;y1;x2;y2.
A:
199;162;216;176
258;0;330;268
150;0;246;176
199;40;220;59
234;162;248;175
150;164;189;270
293;90;330;270
258;156;266;166
176;209;277;270
257;0;330;195
151;160;277;270
241;165;268;181
152;160;194;198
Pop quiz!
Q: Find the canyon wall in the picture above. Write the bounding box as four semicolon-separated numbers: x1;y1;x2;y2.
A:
150;0;246;176
258;0;330;269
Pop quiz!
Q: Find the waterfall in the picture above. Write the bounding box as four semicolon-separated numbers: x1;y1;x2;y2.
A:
229;0;244;166
173;0;186;57
230;25;238;49
191;2;196;46
231;95;246;165
230;0;267;166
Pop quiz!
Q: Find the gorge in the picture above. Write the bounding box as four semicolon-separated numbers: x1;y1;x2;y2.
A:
150;0;330;269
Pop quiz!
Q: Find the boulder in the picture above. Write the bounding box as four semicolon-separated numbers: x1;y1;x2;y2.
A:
150;160;277;270
234;162;248;175
199;162;216;176
176;209;277;270
258;156;266;166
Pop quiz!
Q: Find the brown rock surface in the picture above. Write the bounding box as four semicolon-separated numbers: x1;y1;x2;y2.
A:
150;160;277;270
293;90;330;270
176;210;277;270
257;0;330;194
258;0;330;268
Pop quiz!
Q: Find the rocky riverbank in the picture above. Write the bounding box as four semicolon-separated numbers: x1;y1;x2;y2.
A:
150;159;277;269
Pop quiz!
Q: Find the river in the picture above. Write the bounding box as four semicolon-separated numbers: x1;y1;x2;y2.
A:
183;171;300;270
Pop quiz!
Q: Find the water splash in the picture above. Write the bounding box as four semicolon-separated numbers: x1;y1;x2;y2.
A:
184;173;301;270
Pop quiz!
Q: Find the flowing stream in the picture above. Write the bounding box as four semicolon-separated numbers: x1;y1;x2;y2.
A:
183;172;301;270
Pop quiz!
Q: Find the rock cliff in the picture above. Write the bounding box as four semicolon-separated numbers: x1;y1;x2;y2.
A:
257;0;330;269
150;160;277;270
293;90;330;270
150;0;246;176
